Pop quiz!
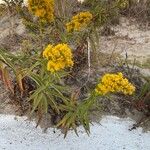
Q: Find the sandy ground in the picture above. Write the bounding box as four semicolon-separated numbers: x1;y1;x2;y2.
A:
0;114;149;150
99;17;150;76
100;18;150;60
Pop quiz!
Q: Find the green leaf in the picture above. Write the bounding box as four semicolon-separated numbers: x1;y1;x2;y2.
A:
31;93;43;114
29;73;44;86
0;49;16;73
42;95;48;113
56;113;71;127
29;85;46;101
23;61;41;78
45;91;60;114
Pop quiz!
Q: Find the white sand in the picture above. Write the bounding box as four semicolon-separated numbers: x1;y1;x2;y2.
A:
0;114;149;150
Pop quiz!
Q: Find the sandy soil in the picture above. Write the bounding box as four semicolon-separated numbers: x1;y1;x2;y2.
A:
99;17;150;76
0;114;149;150
101;18;150;60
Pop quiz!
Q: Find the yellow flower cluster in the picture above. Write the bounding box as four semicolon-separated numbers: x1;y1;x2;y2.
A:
66;11;93;32
28;0;54;22
95;73;135;95
43;44;74;73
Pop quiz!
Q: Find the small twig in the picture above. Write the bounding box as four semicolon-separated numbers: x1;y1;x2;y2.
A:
87;37;91;81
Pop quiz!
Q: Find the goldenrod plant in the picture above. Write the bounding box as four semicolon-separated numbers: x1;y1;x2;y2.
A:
57;73;135;137
0;0;136;137
0;47;71;116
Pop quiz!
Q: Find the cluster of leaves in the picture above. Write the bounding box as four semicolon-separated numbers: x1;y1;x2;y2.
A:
82;0;129;27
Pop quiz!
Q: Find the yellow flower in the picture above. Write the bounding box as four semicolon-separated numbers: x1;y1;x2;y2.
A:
95;72;135;95
42;44;53;59
66;11;93;32
28;0;54;22
43;44;74;73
